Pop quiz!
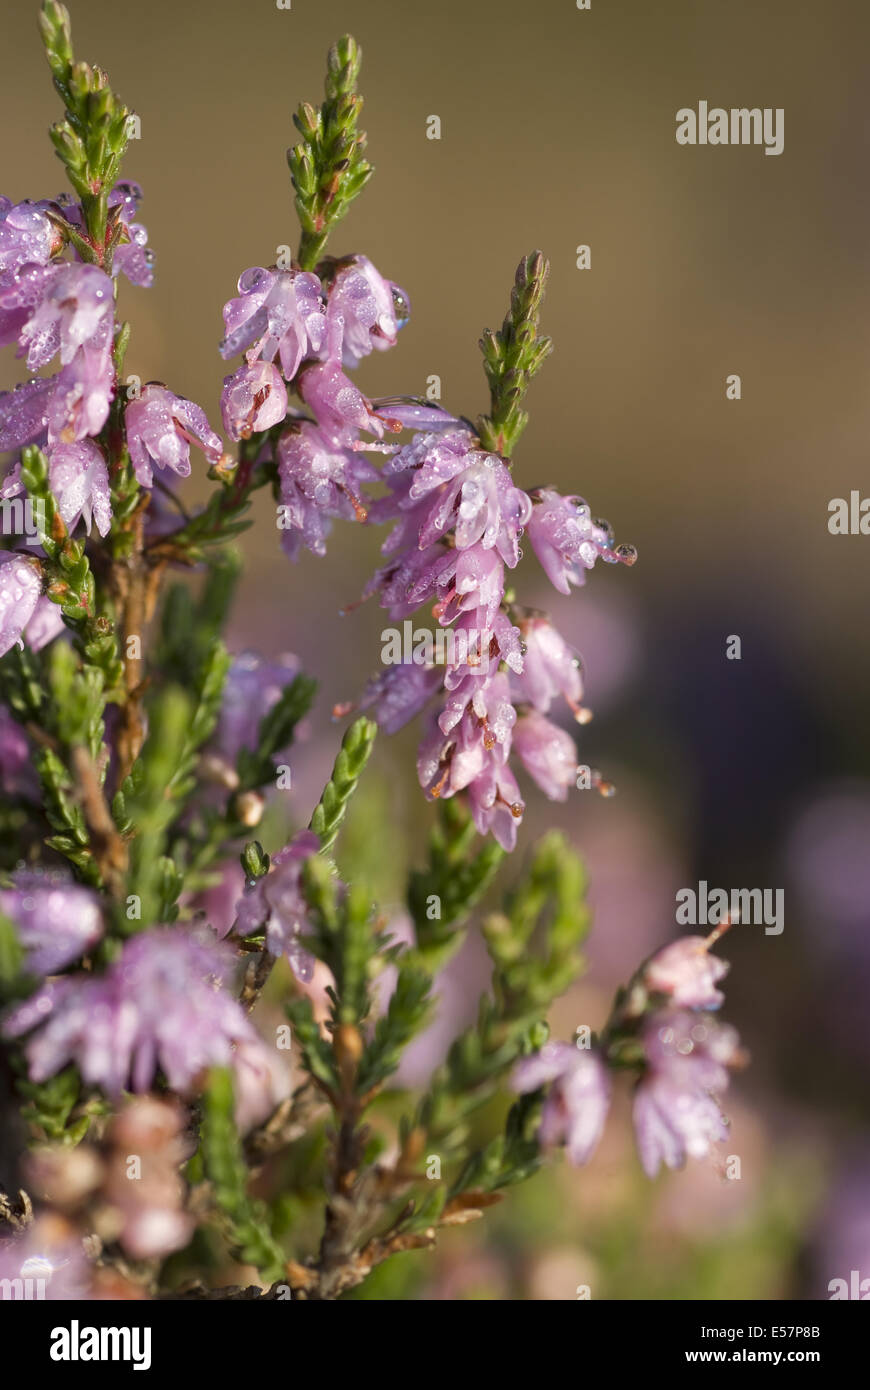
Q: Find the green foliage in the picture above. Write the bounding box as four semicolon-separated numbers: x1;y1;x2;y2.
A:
308;716;377;855
37;744;102;885
356;961;432;1093
237;674;317;791
285;996;339;1093
200;1067;286;1283
411;833;588;1157
39;0;131;251
14;1064;90;1146
0;908;27;1004
477;251;553;457
407;797;505;971
288;34;373;270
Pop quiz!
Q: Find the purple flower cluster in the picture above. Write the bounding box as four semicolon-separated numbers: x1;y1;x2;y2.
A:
513;933;742;1176
1;925;288;1131
359;449;636;847
217;242;637;847
233;829;319;982
218;254;410;555
0;183;224;652
0;867;103;975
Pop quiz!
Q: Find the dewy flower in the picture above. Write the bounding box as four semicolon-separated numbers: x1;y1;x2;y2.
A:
418;694;525;851
632;1010;741;1177
48;439;112;536
126;382;225;485
0;550;41;658
19;263;114;371
510;615;584;716
47;324;115;443
220;265;326;376
0;376;55;451
24;595;65;651
513;710;578;801
512;1042;611;1167
220;361;288;441
643;935;730;1010
296;313;396;441
107;181;154;288
234;830;320;983
0;869;103;976
2;926;270;1098
358;662;443;735
379;428;531;562
323;254;409;368
276;419;376;558
0;197;60;276
0;263;57;350
527;487;636;595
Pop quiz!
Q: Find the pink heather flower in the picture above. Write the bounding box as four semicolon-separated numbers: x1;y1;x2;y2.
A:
369;399;457;432
2;926;266;1098
0;197;60;277
0;376;54;450
380;428;531;563
0;869;103;976
0;551;41;657
232;1035;292;1134
527;487;635;595
418;698;525;851
512;1042;611;1166
431;545;505;630
0;705;35;796
441;609;523;689
632;1010;741;1178
126;382;225;485
438;668;517;741
56;182;154;289
20;263;114;371
103;1098;194;1259
510;615;584;716
362;541;458;622
466;757;525;849
220;265;326;377
234;830;320;983
0;262;56;350
324;254;409;368
24;596;65;651
0;1218;93;1301
220;361;287;441
297;312;395;442
216;650;301;761
47;439;112;536
47;324;114;443
358;662;443;734
108;181;154;288
276;419;376;558
513;710;578;801
643;935;730;1010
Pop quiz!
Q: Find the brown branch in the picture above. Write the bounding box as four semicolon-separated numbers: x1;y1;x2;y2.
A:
113;500;149;783
70;745;128;896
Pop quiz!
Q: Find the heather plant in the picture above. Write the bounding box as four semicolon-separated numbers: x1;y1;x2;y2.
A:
0;2;744;1301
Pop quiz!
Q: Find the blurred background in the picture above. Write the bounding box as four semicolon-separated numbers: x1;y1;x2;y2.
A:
3;0;870;1299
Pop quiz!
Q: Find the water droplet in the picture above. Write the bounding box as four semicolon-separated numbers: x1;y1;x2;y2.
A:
391;286;410;328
